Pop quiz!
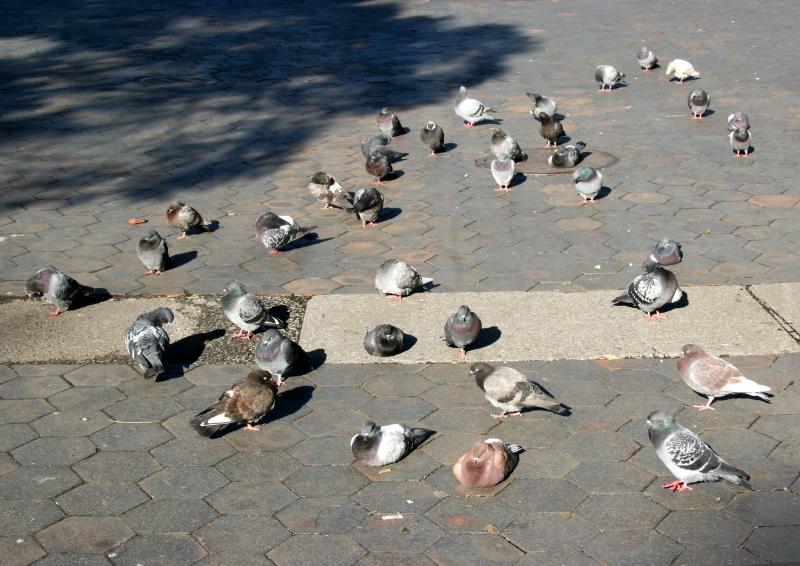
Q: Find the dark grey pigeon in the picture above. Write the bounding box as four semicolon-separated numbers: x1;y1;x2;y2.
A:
443;305;482;360
595;65;626;91
256;213;315;254
727;111;750;132
307;172;352;210
470;362;569;418
730;127;751;158
525;92;557;120
490;128;524;161
375;259;433;300
376;107;403;138
190;370;277;436
688;89;710;119
538;113;565;147
637;46;657;71
347;186;384;227
254;328;306;386
365;152;392;184
137;230;169;276
612;260;683;320
647;238;683;267
361;135;407;162
647;410;753;492
351;421;435;466
124;307;173;378
364;324;405;357
420;121;445;156
221;281;284;341
254;211;285;238
25;266;94;317
549;142;586;168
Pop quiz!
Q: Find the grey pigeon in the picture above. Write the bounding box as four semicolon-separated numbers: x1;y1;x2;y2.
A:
677;344;771;411
442;305;482;360
538;114;565;148
124;307;173;378
491;157;515;192
376;107;403;138
730;127;751;158
307;172;352;210
647;410;753;492
470;362;569;418
595;65;626;91
365;152;392;184
572;167;603;203
137;230;169;276
221;281;284;341
727;111;750;132
688;89;710;119
637;46;657;71
647;238;683;267
375;258;433;301
347;186;384;227
361;135;407;162
525;92;557;120
453;438;523;488
166;201;212;239
254;328;306;386
490;129;524;161
25;266;94;317
549;142;586;168
612;260;683;320
665;59;700;83
351;421;435;466
420;121;445;156
364;324;405;357
190;370;277;436
256;213;315;254
455;85;494;128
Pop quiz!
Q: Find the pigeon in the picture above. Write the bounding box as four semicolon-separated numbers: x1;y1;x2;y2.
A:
420;121;445;156
307;172;352;210
256;213;315;254
595;65;626;91
648;238;683;267
453;438;523;488
190;370;277;436
364;324;405;357
351;421;435;466
376;107;404;138
612;260;683;320
137;230;169;276
688;89;710;119
374;258;432;301
124;307;173;378
491;157;515;193
677;344;771;411
730;127;751;158
254;328;306;386
490;129;524;161
455;85;494;128
361;135;407;162
647;410;753;492
665;59;700;83
221;281;284;341
525;92;557;120
572;167;603;203
442;305;482;360
727;111;750;132
470;362;570;418
365;152;392;184
637;46;657;71
166;201;213;239
25;266;94;317
347;186;384;227
538;113;565;148
549;142;586;168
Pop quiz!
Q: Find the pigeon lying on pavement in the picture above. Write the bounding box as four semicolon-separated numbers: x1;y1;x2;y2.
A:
351;421;435;466
374;259;433;301
637;46;657;71
612;260;683;320
166;201;213;240
364;324;405;357
420;121;445;156
453;438;523;487
137;230;169;276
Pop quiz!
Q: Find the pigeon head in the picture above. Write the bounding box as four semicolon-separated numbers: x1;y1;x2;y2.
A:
681;344;704;357
360;421;379;436
310;171;332;186
638;46;649;58
223;281;247;295
646;410;675;431
246;370;274;387
468;441;491;465
538;112;553;123
379;107;391;115
425;121;437;130
377;324;397;339
166;201;184;215
142;230;161;243
455;305;474;323
733;127;749;142
261;328;283;343
147;307;174;326
573;167;594;183
469;362;494;388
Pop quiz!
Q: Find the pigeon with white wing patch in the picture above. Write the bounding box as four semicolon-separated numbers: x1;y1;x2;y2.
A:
190;370;277;436
351;421;435;466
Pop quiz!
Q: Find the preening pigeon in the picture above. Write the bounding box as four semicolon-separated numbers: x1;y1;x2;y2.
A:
256;213;315;254
254;328;306;386
665;59;700;83
190;370;277;436
490;128;524;161
351;421;435;466
137;230;169;276
688;89;710;119
364;324;405;357
420;121;445;156
347;186;384;227
361;135;407;162
727;112;750;132
453;438;523;488
491;157;515;192
637;46;657;71
221;281;284;341
647;238;683;267
647;410;753;492
375;259;432;301
538;114;565;148
307;172;352;210
365;152;392;184
612;261;683;320
549;142;586;168
525;92;557;120
25;266;94;317
572;167;603;203
442;305;482;360
595;65;626;91
124;307;173;378
455;85;494;128
166;201;213;239
376;107;404;138
470;362;569;418
730;127;751;158
677;344;771;411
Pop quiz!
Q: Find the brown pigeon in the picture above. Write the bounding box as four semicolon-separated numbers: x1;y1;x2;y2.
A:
470;362;569;418
190;370;277;436
453;438;522;487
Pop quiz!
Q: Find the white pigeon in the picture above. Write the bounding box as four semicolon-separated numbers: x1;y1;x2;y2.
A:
665;59;700;83
454;86;493;128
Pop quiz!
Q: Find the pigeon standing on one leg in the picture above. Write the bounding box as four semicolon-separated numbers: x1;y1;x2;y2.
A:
347;186;384;227
491;157;515;192
549;142;586;168
612;260;683;320
665;59;700;83
190;370;277;436
442;305;482;360
420;121;445;156
538;114;565;148
376;108;404;138
351;421;435;466
25;266;95;317
166;201;213;240
647;410;753;492
124;307;173;378
453;439;523;487
221;281;284;341
730;127;751;158
137;230;169;276
364;324;405;357
525;92;557;120
688;89;710;119
637;46;657;71
455;86;494;128
254;329;306;386
374;259;433;301
595;65;626;91
572;167;603;203
470;362;569;418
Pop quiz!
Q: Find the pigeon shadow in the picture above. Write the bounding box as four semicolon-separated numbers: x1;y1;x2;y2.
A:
264;384;315;423
557;135;571;145
169;250;197;269
595;186;612;201
510;172;526;189
699;109;715;118
553;112;566;121
658;292;689;314
379;207;402;222
394;126;412;136
578;150;593;161
163;328;227;377
78;288;112;308
421;281;440;293
283;235;335;252
266;305;290;328
402;332;418;353
303;348;327;374
470;326;502;351
669;77;698;84
386;170;404;181
190;219;220;235
442;142;458;153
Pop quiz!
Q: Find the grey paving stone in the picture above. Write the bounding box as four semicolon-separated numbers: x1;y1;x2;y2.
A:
698;428;778;460
31;410;110;437
728;491;800;527
516;550;600;566
672;546;767;566
139;466;229;500
0;400;55;424
352;514;443;554
289;437;354;467
499;479;588;514
0;500;63;536
355;451;441;482
285;466;368;498
206;481;297;515
194;515;290;555
503;513;598;552
567;460;655;494
215;451;301;482
0;536;45;566
308;386;373;411
0;376;70;400
295;410;367;438
512;447;580;480
424;533;523;565
355;553;435;566
744;525;800;563
0;466;80;500
47;387;124;411
584;529;683;566
104;397;182;423
421;408;496;434
57;482;149;516
268;534;366;566
361;374;434;397
122;499;217;534
0;424;37;451
560;431;639;461
90;423;173;451
576;493;668;531
32;554;112;566
275;497;368;534
108;534;206;566
72;451;162;483
116;376;192;398
0;452;16;477
424;497;515;533
352;481;442;514
360;397;436;423
193;553;273;566
223;423;307;451
11;437;95;467
421;433;488;466
36;517;133;554
605;369;674;393
63;366;138;387
149;437;235;467
656;510;752;547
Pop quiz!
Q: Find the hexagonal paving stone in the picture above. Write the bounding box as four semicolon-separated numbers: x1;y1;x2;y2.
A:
48;386;125;410
421;384;485;409
12;437;95;466
0;375;70;399
116;376;192;398
275;497;368;534
752;414;800;442
207;481;297;515
421;432;487;465
0;500;63;536
425;497;515;533
421;408;495;434
223;422;308;451
90;423;173;451
31;409;110;436
290;437;354;466
150;437;236;467
745;525;800;563
0;424;37;451
108;534;207;566
353;481;442;514
567;460;655;494
428;533;524;565
643;477;738;511
32;553;113;566
268;534;366;566
362;374;434;397
728;491;800;526
560;431;639;461
0;465;80;500
36;516;133;554
511;447;580;480
58;482;149;516
194;515;289;555
585;529;683;566
122;498;218;534
504;513;598;552
352;514;443;554
360;397;436;423
139;466;229;499
673;546;767;566
104;397;182;422
605;369;673;393
295;410;367;437
575;494;668;531
63;365;139;387
699;428;777;460
0;399;55;424
499;479;588;513
72;451;162;483
193;552;273;566
216;451;301;482
285;466;368;498
0;536;45;566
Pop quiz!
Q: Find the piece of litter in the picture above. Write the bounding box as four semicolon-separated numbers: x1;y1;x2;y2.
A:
406;499;414;504
81;417;88;422
628;262;634;267
593;264;602;270
464;174;469;178
16;539;23;544
108;553;117;558
378;468;392;475
400;527;410;533
382;514;404;521
484;524;499;533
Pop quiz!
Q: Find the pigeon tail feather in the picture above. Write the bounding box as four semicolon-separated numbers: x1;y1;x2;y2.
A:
611;292;632;305
408;428;436;448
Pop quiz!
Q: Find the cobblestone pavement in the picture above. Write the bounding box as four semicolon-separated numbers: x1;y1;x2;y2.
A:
0;357;798;565
2;1;800;296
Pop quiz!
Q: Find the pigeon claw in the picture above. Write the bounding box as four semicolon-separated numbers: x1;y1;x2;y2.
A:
388;295;403;302
694;397;716;411
663;480;693;493
459;349;467;361
269;249;280;255
647;311;667;321
464;122;474;128
245;423;261;431
48;308;62;317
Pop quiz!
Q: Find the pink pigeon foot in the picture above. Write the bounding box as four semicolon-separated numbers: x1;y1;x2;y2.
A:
375;179;384;186
388;295;402;302
459;349;467;361
269;249;280;255
430;151;436;157
663;480;693;492
48;308;62;317
694;397;716;411
647;311;667;321
643;68;652;72
464;122;474;128
245;423;261;431
177;233;188;240
322;204;333;209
